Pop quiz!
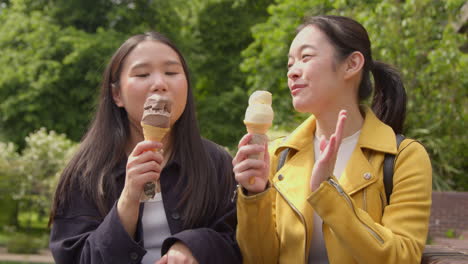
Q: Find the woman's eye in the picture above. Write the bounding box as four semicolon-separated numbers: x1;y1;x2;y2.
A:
135;73;149;77
166;72;178;76
302;54;312;59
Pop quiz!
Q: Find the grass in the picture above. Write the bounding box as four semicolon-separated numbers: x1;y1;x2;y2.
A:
0;211;50;256
0;233;9;247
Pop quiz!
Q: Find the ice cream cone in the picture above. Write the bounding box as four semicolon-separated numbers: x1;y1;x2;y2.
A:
141;123;170;142
244;121;270;159
140;123;170;201
244;121;271;134
244;122;270;185
243;91;274;186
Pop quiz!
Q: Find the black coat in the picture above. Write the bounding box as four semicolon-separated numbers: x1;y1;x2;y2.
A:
50;139;241;264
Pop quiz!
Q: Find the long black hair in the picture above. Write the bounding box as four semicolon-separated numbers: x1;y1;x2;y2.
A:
49;32;226;228
298;15;407;133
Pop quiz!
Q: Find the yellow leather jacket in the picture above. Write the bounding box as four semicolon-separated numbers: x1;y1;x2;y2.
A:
236;109;432;264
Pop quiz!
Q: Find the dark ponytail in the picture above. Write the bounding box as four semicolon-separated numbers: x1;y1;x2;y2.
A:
371;61;406;133
298;15;407;133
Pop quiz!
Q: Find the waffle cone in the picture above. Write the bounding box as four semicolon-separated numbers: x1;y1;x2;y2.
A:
141;123;170;142
244;125;270;186
244;121;271;134
140;123;170;201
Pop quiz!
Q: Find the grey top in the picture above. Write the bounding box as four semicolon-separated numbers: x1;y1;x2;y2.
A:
141;193;172;264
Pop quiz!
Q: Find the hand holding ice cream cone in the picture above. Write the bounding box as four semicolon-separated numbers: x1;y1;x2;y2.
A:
244;90;274;185
140;94;172;201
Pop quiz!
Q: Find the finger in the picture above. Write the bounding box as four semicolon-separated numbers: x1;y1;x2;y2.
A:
233;159;266;175
127;160;162;176
321;134;337;162
167;251;186;264
235;169;264;184
319;135;327;153
236;172;268;193
334;110;348;146
238;134;253;149
130;140;163;157
262;143;270;167
128;150;163;169
232;144;265;166
133;171;160;186
155;254;168;264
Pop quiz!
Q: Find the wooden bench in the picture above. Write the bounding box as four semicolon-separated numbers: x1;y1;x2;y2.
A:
422;245;468;264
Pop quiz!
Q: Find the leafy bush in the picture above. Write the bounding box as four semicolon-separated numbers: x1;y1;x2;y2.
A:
6;233;43;254
445;228;456;239
0;128;78;228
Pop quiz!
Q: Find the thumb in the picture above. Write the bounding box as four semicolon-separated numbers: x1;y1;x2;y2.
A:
319;135;327;153
155;254;168;264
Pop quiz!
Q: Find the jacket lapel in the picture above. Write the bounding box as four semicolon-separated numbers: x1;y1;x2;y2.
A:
339;109;397;195
272;108;398;212
272;115;317;242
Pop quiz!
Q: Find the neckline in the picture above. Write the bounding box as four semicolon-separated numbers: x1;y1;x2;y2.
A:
314;129;361;144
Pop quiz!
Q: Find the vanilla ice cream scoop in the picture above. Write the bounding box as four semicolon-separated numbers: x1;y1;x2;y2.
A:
244;91;274;126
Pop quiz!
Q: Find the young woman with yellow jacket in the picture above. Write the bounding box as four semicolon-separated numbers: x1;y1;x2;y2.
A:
233;15;432;264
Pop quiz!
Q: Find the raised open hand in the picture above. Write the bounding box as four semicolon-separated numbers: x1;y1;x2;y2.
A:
310;110;347;192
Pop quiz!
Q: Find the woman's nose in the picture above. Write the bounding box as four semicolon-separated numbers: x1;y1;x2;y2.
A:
150;75;168;93
287;64;302;80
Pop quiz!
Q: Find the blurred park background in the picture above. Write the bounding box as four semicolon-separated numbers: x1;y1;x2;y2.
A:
0;0;467;261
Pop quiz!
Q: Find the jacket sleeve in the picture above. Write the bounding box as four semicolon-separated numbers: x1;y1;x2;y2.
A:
308;140;432;264
161;144;242;264
50;192;146;264
236;185;280;264
236;140;283;264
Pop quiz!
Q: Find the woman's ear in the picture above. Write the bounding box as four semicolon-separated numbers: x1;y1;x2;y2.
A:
344;51;365;80
111;83;124;107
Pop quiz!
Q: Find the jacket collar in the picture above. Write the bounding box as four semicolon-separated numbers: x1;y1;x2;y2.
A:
274;113;317;156
275;107;397;155
358;108;398;155
274;107;398;196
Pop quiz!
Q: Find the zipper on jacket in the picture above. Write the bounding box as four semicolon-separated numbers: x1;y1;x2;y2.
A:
380;192;386;215
273;183;308;264
363;188;367;212
231;185;239;203
328;179;385;244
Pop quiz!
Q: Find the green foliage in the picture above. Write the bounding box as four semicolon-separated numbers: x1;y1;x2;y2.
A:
0;128;77;228
0;0;126;146
0;0;465;192
181;0;274;146
445;228;456;238
6;232;44;254
17;128;78;219
240;0;468;190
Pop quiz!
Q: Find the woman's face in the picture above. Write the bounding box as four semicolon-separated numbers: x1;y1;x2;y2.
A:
113;40;188;130
287;25;347;115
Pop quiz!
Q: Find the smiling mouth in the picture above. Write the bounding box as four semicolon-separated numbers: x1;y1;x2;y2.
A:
290;83;307;95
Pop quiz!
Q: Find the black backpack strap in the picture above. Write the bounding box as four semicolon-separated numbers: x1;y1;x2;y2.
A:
384;134;405;204
276;148;290;172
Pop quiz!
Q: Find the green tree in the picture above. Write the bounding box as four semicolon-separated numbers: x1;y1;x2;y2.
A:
183;0;274;146
0;0;126;145
241;0;467;190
